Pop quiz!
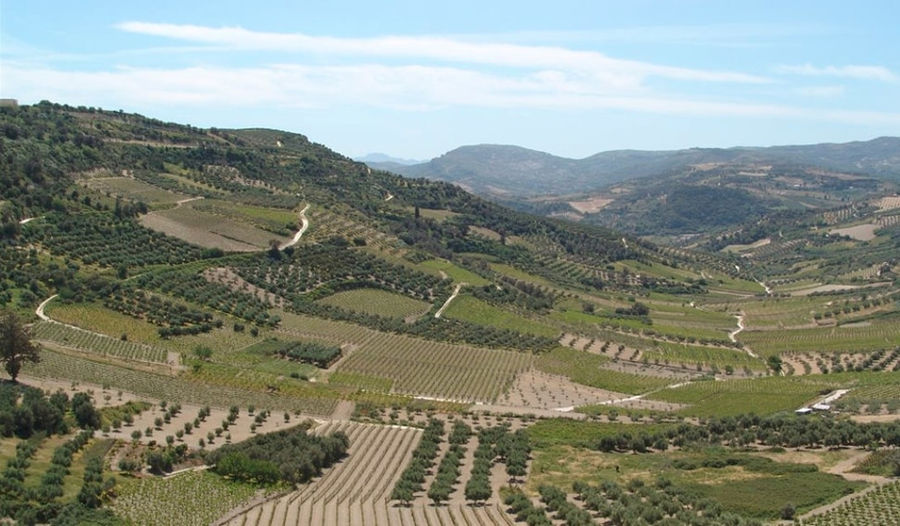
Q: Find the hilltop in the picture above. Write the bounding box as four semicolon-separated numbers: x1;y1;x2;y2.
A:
372;138;900;198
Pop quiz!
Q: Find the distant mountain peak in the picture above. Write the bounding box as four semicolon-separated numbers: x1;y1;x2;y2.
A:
355;153;423;165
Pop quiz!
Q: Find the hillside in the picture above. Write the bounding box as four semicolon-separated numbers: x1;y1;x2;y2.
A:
374;138;900;198
1;102;898;526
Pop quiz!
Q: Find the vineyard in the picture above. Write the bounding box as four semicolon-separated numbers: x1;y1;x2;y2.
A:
223;421;421;526
318;288;432;320
112;470;261;526
444;295;559;337
24;349;339;416
648;375;842;416
8;98;900;526
801;481;900;526
32;321;169;364
738;315;900;356
536;346;674;395
335;331;533;402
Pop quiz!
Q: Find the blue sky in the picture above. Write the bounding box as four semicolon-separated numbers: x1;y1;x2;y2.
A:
2;1;898;159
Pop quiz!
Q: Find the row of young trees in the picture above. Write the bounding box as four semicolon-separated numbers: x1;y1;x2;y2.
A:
0;430;115;525
102;288;220;337
23;212;209;268
588;414;900;454
391;418;444;505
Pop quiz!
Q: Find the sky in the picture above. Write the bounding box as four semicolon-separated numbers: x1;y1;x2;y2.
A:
1;1;898;160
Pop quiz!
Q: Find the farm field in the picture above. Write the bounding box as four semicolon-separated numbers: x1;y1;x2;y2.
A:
738;314;900;356
112;470;263;526
318;287;431;320
647;375;844;416
443;295;559;337
334;331;533;402
801;481;900;525
140;201;290;251
79;176;189;207
32;321;169;364
223;421;421;526
24;349;340;416
417;259;490;285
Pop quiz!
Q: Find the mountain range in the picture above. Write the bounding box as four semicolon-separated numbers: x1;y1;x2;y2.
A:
366;137;900;198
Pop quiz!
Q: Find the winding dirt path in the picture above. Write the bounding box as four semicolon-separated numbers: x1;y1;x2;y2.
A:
728;313;745;343
757;279;772;295
175;196;204;206
727;312;759;359
35;294;59;321
279;204;310;250
434;283;463;319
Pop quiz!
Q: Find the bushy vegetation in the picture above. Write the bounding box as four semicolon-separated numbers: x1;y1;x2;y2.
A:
206;424;348;485
23;213;208;268
0;382;69;438
255;339;342;368
102;289;220;337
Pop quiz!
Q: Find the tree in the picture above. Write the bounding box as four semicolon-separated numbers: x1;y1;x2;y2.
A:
768;355;783;374
0;310;40;382
464;478;491;505
193;346;213;361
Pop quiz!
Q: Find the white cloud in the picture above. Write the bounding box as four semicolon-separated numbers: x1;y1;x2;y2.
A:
795;85;845;98
5;63;900;127
114;22;771;85
778;63;897;82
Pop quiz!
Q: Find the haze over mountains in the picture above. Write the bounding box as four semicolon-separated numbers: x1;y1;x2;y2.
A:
366;137;900;198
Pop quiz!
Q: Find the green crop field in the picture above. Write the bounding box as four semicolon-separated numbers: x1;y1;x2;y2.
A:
648;375;844;416
335;330;533;402
443;295;559;337
317;287;431;319
535;346;672;394
738;314;900;356
80;176;188;207
417;259;490;285
32;321;169;364
111;470;264;526
801;481;900;526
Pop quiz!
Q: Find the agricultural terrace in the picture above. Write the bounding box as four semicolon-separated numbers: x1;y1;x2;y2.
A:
334;331;533;402
140;200;290;252
801;481;900;525
78;175;189;207
24;349;340;416
738;313;900;356
224;421;421;526
443;295;560;337
318;288;431;320
112;470;263;526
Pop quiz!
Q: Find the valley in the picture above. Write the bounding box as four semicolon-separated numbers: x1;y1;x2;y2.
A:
0;102;898;525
